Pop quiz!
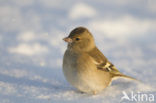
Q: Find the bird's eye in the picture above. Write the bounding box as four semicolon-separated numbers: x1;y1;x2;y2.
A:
75;38;80;41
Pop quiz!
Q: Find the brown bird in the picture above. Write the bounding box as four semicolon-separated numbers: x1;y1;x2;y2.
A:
63;27;135;94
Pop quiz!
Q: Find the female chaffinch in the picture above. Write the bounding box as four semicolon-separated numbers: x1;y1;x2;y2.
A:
63;27;135;94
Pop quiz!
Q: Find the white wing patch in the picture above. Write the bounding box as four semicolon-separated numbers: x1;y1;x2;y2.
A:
104;62;112;71
91;57;116;72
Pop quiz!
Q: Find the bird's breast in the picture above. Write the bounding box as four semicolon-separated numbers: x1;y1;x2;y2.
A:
63;50;79;85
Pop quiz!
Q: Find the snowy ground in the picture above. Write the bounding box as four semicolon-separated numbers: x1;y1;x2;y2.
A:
0;0;156;103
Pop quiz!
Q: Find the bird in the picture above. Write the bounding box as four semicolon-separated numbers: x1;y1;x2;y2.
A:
62;27;136;94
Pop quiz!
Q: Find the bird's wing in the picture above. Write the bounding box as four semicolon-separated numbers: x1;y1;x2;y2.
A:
96;61;120;73
88;47;137;80
88;47;120;73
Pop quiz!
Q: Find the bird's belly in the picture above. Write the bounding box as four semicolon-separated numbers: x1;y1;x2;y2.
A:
63;65;110;94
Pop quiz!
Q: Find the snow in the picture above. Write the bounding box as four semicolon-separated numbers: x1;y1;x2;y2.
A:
0;0;156;103
69;2;97;20
8;43;48;56
88;16;156;39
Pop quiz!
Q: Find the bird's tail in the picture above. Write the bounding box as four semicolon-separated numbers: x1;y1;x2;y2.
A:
108;65;138;81
111;73;137;81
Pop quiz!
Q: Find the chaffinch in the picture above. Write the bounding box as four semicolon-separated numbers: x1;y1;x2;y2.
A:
63;27;135;94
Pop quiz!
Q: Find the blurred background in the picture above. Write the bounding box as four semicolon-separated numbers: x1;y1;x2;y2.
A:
0;0;156;103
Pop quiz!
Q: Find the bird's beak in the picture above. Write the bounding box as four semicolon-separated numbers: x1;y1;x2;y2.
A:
63;37;73;43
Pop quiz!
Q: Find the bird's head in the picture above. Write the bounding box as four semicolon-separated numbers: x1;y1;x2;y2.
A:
63;27;95;52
